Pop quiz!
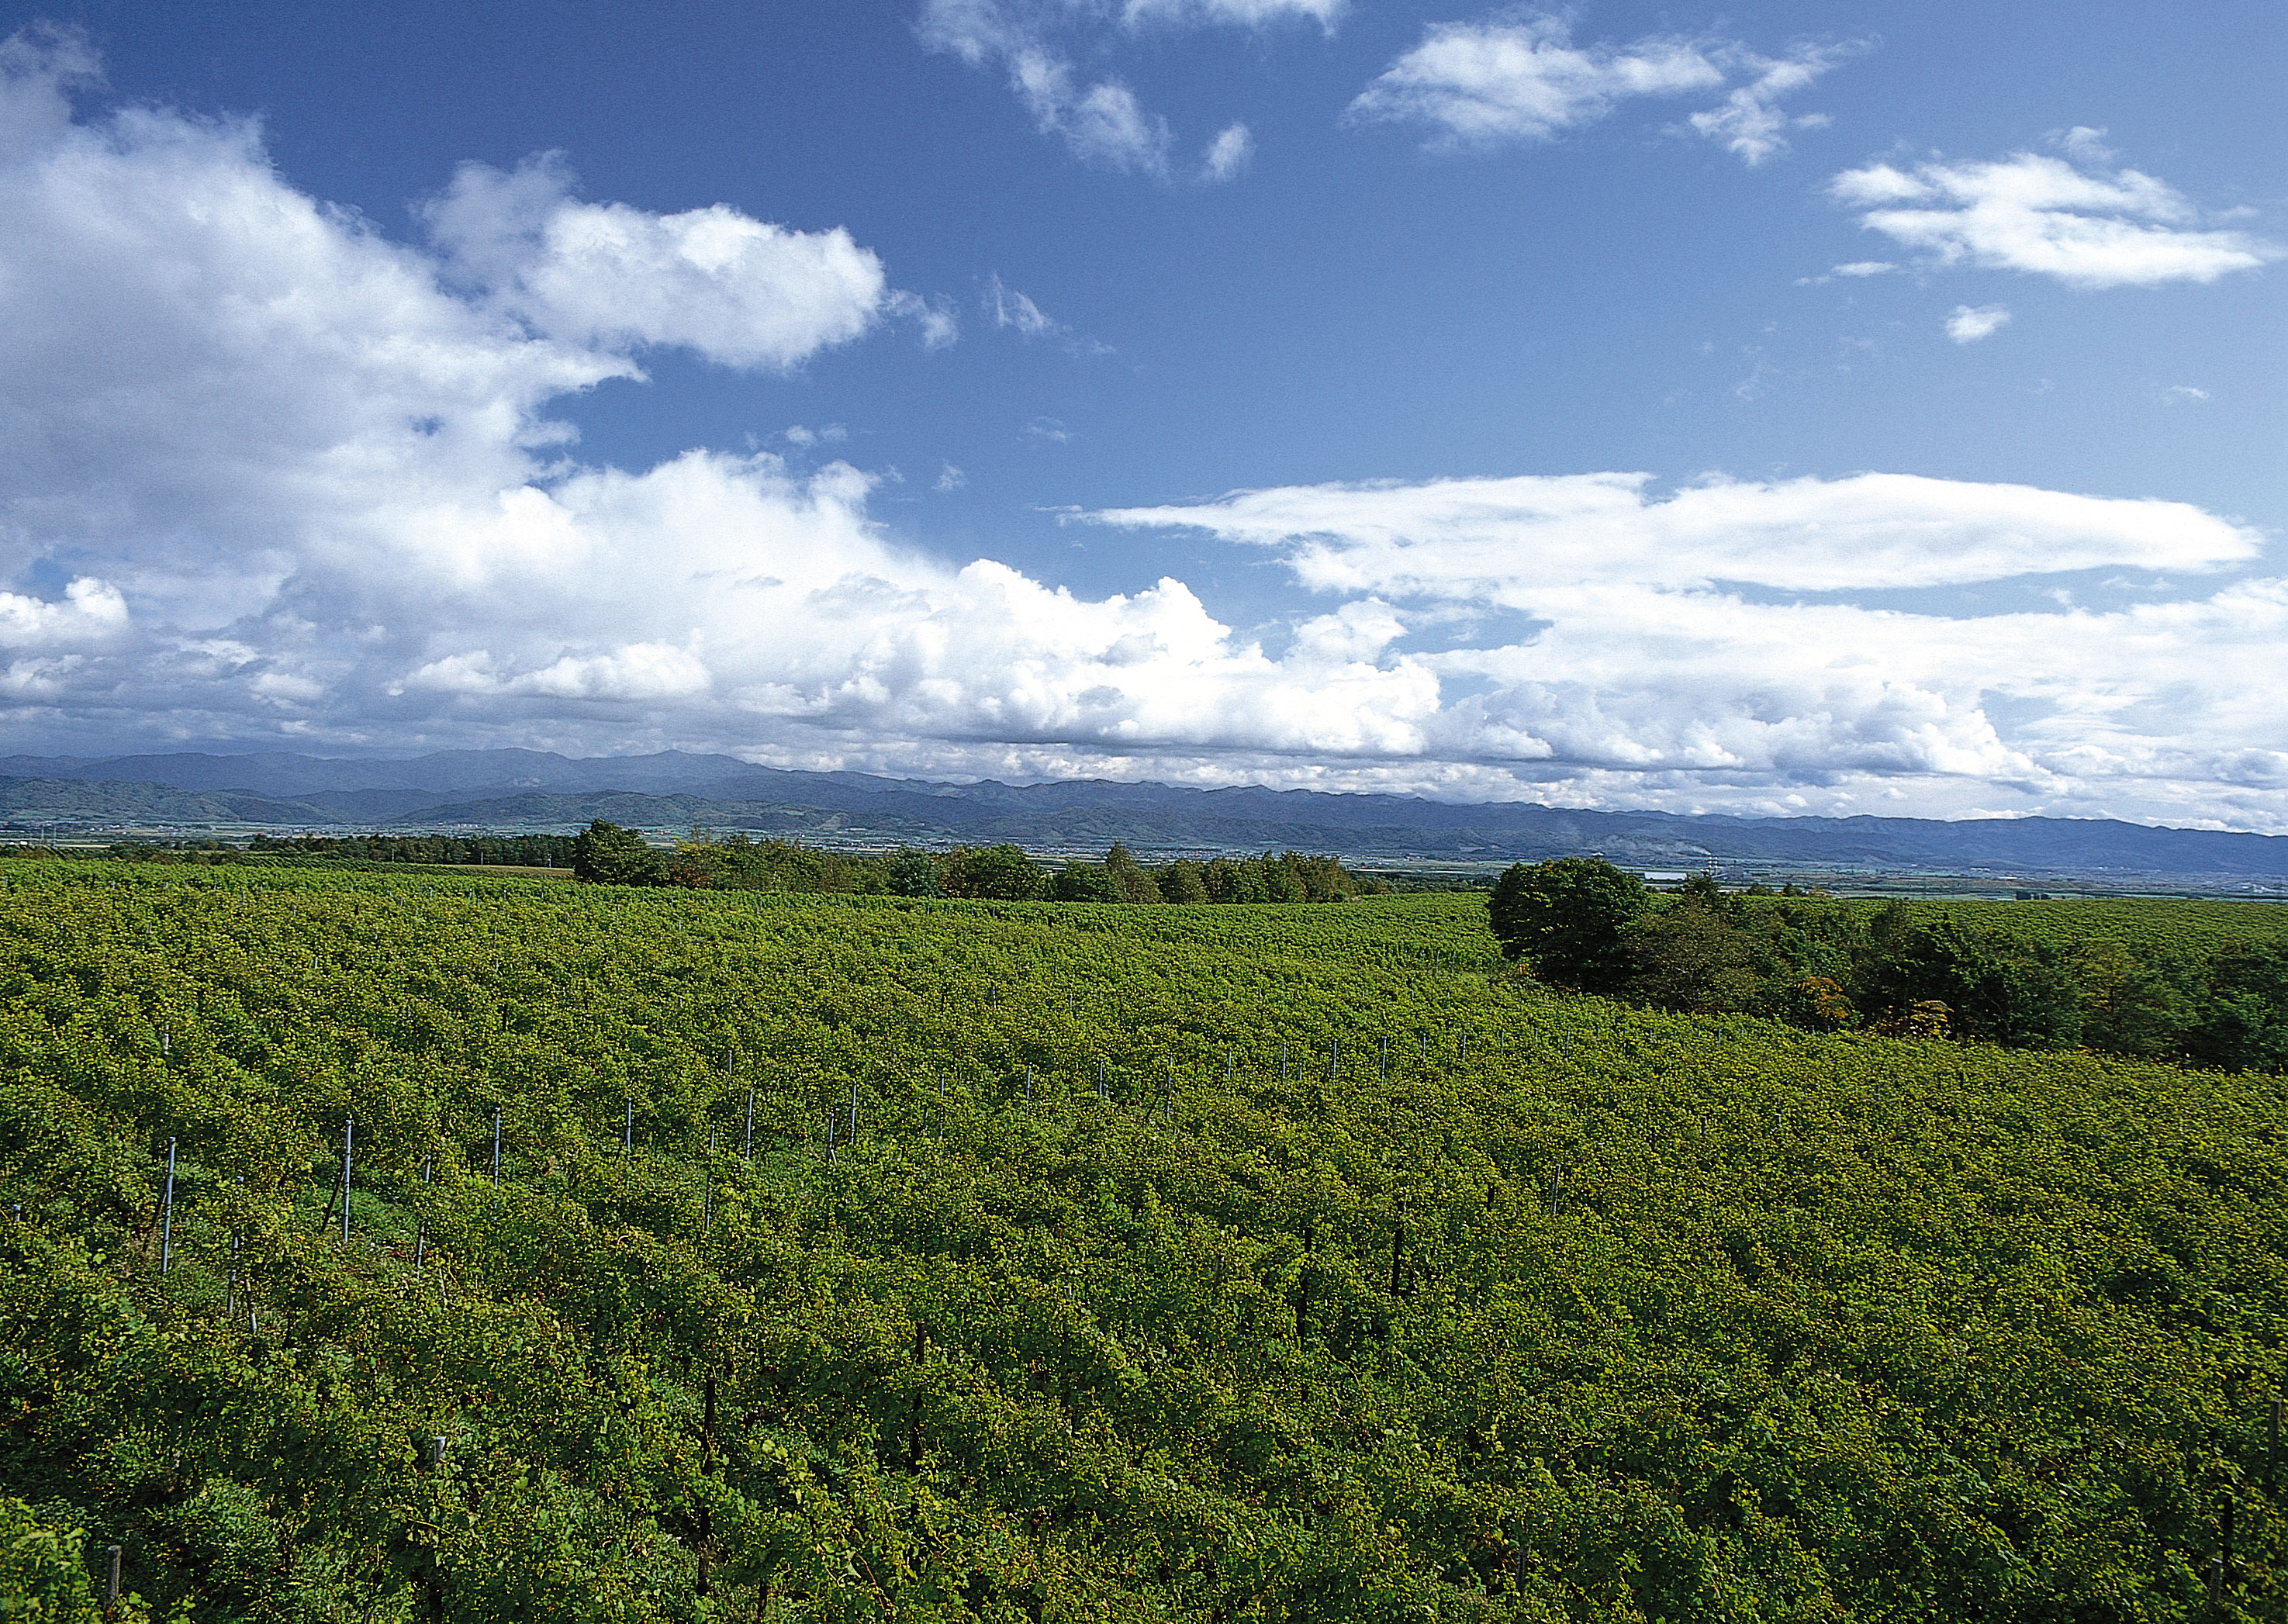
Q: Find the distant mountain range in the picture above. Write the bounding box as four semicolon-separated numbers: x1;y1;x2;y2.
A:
2;748;2286;881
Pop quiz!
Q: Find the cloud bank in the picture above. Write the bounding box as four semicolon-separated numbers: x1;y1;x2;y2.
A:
2;30;2283;830
1349;12;1858;165
1088;475;2288;825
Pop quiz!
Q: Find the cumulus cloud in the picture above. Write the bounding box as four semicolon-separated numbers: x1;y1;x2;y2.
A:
918;0;1320;179
0;32;1435;772
1348;13;1858;164
0;575;129;650
1830;149;2283;288
1945;303;2010;343
421;154;890;369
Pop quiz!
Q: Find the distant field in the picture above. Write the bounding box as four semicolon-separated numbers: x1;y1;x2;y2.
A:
1738;891;2288;956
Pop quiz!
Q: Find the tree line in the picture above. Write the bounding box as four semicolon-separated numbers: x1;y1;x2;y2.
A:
245;832;579;866
570;821;1381;902
1490;856;2288;1069
0;834;581;868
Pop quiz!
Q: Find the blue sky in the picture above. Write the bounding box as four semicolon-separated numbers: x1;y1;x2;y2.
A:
0;1;2283;827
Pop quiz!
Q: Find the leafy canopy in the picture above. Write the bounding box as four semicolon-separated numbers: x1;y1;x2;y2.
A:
1488;857;1649;993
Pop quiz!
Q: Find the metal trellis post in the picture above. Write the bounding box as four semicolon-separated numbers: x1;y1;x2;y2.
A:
160;1138;177;1275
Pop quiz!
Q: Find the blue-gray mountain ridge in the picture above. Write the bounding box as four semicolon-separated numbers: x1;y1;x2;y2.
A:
2;750;2283;880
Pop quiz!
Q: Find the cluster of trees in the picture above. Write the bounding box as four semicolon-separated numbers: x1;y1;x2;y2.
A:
245;833;577;867
570;822;1377;903
1490;857;2288;1069
1045;844;1369;904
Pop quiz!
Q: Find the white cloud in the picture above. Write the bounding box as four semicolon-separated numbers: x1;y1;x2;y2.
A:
918;0;1318;179
1685;42;1859;167
1830;150;2283;288
935;462;967;492
1348;14;1857;164
987;272;1059;337
1202;121;1254;181
422;153;891;370
2051;125;2115;164
1834;260;1895;276
1122;0;1343;25
1082;473;2288;824
1944;303;2010;343
1349;15;1718;147
885;288;962;349
1007;50;1175;175
0;575;129;649
0;33;1439;772
1088;472;2259;596
984;272;1112;356
2161;385;2210;405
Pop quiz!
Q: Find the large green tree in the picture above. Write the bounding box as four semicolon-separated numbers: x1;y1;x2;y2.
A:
570;819;665;886
941;843;1049;901
1488;856;1649;992
1626;899;1758;1012
1104;842;1160;904
1052;860;1122;903
883;848;944;897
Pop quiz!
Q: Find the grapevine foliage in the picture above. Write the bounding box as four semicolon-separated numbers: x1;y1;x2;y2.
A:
0;860;2282;1621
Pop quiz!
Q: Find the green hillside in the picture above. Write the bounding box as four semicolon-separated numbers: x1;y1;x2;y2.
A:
1;864;2281;1621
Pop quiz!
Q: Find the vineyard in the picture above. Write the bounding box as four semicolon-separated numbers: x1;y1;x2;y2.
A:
2;862;2284;1621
